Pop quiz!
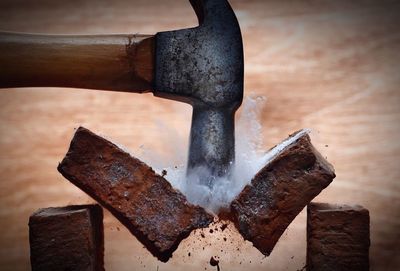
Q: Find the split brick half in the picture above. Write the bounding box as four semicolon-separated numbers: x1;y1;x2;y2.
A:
230;130;336;256
57;127;214;262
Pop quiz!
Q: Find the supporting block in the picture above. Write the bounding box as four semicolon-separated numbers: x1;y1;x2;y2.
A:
29;204;104;271
307;202;370;271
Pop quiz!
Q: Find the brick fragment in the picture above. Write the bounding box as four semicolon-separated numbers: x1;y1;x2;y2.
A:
307;202;370;271
57;127;213;262
230;130;335;256
29;204;104;271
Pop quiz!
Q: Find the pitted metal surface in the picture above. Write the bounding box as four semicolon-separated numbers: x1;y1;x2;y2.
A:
154;0;244;180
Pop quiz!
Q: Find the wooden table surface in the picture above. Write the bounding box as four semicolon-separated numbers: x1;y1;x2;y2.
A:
0;0;399;270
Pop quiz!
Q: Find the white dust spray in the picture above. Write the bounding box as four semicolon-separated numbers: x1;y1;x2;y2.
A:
137;96;309;214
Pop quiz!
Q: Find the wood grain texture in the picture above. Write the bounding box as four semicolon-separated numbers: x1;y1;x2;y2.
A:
0;0;399;270
0;32;154;91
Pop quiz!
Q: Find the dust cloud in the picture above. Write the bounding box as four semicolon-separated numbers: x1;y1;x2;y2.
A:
137;96;309;213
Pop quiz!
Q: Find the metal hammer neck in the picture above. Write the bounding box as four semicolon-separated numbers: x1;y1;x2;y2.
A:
187;106;235;185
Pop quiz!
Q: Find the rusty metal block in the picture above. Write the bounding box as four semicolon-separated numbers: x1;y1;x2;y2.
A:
29;204;104;271
57;127;213;262
307;202;370;271
230;131;335;256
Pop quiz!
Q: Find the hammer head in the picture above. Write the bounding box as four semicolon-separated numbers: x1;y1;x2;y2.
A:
154;0;243;182
154;0;243;110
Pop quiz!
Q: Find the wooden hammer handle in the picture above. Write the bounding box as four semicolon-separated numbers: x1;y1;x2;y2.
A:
0;32;154;92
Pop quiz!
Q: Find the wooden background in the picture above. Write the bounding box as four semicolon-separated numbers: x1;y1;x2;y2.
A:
0;0;399;270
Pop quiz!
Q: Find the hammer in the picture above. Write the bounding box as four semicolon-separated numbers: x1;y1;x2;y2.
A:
0;0;244;185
